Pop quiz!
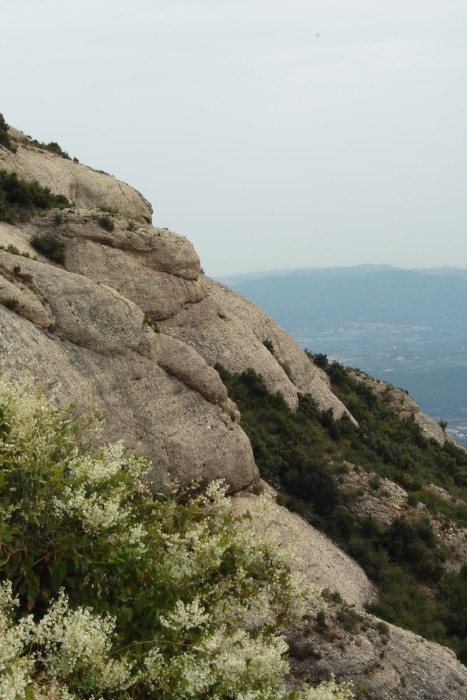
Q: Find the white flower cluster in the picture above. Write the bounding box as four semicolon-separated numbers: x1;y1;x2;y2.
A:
144;487;329;698
0;583;132;700
52;442;150;535
0;582;35;700
53;481;130;533
0;374;67;501
143;627;290;699
299;675;355;700
160;596;210;631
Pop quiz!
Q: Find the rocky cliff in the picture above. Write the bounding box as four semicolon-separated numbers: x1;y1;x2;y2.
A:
1;123;467;698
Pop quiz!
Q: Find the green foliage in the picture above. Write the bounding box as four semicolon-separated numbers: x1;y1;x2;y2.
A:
219;364;467;662
437;566;467;663
30;138;70;159
3;297;18;311
98;214;115;232
0;373;352;699
324;362;467;498
0;244;32;262
144;313;160;332
368;474;381;490
336;606;363;633
0;113;15;153
316;609;327;630
44;141;70;158
0;169;71;223
216;366;340;517
31;233;65;264
306;350;328;369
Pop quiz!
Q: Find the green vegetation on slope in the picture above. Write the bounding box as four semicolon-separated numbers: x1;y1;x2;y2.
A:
0;113;15;153
0;169;70;223
217;363;467;662
0;372;352;700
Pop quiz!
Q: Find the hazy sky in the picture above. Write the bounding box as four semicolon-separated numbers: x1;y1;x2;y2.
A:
2;0;466;275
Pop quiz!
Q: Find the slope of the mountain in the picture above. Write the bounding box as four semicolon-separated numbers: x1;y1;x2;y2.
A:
2;120;467;698
0;126;351;495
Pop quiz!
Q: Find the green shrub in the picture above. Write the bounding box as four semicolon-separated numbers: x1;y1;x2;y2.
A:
31;233;65;264
219;363;467;661
45;141;70;159
0;243;31;259
98;214;114;232
336;606;363;633
0;373;353;699
0;170;70;223
0;113;15;153
316;609;328;630
11;265;32;283
313;352;329;369
144;313;160;332
3;297;18;311
29;138;70;159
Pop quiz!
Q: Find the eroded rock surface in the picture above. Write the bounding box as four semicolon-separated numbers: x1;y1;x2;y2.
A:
161;277;354;419
231;490;376;609
287;599;467;699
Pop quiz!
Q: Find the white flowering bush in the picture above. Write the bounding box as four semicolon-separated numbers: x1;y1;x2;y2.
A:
0;372;353;699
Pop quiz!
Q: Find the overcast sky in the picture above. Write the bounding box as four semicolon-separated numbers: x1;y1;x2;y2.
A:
2;0;466;275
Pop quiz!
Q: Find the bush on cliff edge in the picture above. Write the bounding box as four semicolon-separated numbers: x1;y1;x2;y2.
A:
0;371;353;699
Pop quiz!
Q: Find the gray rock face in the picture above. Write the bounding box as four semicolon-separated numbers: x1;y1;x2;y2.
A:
0;131;354;490
64;237;205;321
0;306;256;493
231;490;376;610
0;253;146;354
161;278;354;419
287;602;467;699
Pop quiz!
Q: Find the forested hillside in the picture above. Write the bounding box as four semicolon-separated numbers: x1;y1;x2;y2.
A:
219;355;467;662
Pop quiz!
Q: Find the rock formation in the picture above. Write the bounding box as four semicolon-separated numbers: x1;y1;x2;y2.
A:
2;124;467;698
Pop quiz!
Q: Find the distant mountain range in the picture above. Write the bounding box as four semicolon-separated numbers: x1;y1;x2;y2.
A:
217;265;467;447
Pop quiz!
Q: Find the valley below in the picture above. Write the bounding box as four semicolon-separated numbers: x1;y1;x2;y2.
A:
223;266;467;449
